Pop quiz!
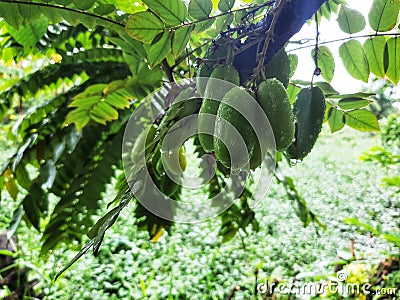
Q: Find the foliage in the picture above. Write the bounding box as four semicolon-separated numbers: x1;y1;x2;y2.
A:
2;128;398;299
381;113;400;149
361;113;400;195
0;0;399;279
366;79;400;119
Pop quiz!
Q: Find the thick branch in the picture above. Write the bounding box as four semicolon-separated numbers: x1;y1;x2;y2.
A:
234;0;328;84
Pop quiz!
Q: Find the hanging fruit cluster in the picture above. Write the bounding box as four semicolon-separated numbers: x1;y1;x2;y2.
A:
126;31;327;239
196;34;326;170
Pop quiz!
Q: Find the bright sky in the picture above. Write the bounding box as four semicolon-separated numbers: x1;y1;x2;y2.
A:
288;0;384;94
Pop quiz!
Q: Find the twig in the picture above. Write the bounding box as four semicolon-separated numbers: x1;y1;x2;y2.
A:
254;268;259;296
241;0;275;23
288;32;400;53
161;59;174;83
170;2;274;31
238;229;247;250
250;0;287;83
226;284;240;300
172;3;277;69
234;18;400;60
172;40;212;69
311;13;321;86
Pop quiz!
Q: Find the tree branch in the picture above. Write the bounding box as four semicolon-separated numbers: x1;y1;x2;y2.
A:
234;0;328;84
251;0;287;83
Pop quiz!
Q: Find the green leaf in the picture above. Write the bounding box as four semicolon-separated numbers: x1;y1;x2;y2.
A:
221;227;238;243
165;51;175;66
73;84;106;99
194;18;215;33
337;5;366;34
288;54;298;78
382;176;400;188
148;31;173;67
382;233;400;246
368;0;400;32
65;110;91;131
17;3;42;22
56;0;72;5
386;37;400;84
292;79;313;86
287;84;301;104
324;101;332;122
315;82;339;96
339;40;370;82
327;107;345;132
142;0;188;26
8;206;24;238
5;176;18;200
0;249;15;257
73;0;95;10
0;2;117;30
104;92;131;109
274;171;316;227
312;46;335;82
363;36;387;78
215;13;233;32
0;3;24;29
234;7;248;24
318;1;334;21
343;218;377;233
55;240;95;281
6;16;49;47
384;39;390;72
136;67;164;86
188;0;212;20
338;97;373;110
23;193;42;231
43;129;125;255
40;160;56;189
112;0;146;13
172;25;194;58
126;11;165;44
218;0;235;12
15;164;31;190
345;109;380;132
90;196;130;254
90;102;119;122
69;95;101;108
93;4;117;15
325;92;375;99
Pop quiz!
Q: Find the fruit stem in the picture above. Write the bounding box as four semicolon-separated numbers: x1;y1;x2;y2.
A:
249;0;287;85
311;13;321;87
226;46;234;65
